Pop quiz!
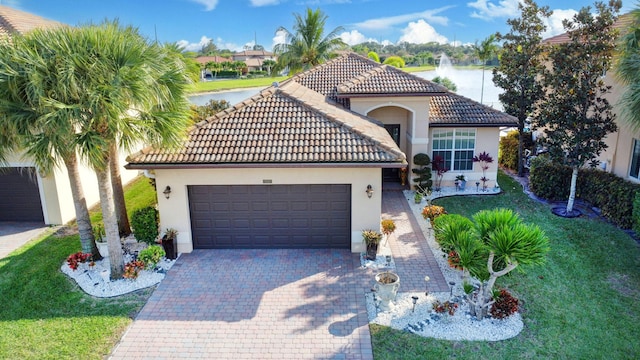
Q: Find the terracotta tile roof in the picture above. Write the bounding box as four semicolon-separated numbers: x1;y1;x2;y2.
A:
429;92;517;127
234;50;275;57
126;80;406;168
543;12;633;45
292;53;379;104
336;64;448;96
0;5;62;38
194;56;231;65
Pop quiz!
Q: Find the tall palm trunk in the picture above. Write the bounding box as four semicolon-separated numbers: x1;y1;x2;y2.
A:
480;62;486;104
63;153;100;259
109;142;131;237
96;163;124;279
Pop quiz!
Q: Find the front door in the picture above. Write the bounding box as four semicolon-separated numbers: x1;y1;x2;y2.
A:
383;124;401;182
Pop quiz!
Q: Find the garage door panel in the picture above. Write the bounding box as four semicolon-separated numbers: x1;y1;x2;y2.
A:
189;184;350;249
0;167;44;222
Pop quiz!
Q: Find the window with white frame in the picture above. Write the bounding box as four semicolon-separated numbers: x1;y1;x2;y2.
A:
432;129;476;171
629;139;640;179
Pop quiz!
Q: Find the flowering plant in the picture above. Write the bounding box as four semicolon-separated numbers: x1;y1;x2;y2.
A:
432;300;459;316
447;250;463;270
422;205;447;223
380;219;396;236
67;252;91;270
123;260;146;280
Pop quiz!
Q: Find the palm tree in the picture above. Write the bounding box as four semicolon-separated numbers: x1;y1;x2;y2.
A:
273;8;346;74
0;27;101;259
0;22;191;279
262;59;276;75
473;34;498;104
616;7;640;129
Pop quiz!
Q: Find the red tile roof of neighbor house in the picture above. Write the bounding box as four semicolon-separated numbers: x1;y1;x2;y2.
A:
0;5;62;37
194;56;232;65
542;12;633;45
126;52;517;168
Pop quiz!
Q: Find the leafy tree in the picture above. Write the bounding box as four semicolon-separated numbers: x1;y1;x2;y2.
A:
411;153;432;192
232;60;246;76
535;1;621;215
416;51;434;66
431;76;457;91
473;34;498;104
191;99;231;121
200;39;218;55
367;51;380;63
383;55;405;68
273;8;346;74
205;61;222;78
434;209;549;318
493;0;552;177
615;6;640;129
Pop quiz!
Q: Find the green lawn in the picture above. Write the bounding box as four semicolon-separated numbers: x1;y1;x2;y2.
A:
0;175;157;359
189;75;289;94
371;171;640;359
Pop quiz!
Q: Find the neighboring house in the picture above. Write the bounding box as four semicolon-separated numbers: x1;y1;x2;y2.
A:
0;5;140;224
232;50;276;72
194;55;231;79
127;53;516;253
542;13;640;181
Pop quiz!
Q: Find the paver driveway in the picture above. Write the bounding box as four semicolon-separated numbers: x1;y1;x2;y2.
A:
110;249;373;360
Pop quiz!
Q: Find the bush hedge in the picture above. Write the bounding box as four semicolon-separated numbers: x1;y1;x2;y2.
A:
498;130;534;171
131;206;159;244
529;162;640;229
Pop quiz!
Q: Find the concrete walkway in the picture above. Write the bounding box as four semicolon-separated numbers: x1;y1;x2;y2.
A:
110;187;448;359
0;221;51;259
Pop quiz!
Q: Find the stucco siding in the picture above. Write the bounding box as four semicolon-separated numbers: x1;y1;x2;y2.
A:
153;167;382;253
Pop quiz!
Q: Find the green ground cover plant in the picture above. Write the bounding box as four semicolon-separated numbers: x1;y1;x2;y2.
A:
371;171;640;359
0;176;156;359
189;76;288;93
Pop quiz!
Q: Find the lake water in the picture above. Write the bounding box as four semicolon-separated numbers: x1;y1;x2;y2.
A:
188;69;503;111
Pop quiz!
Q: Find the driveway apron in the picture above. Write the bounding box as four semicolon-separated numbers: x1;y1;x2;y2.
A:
110;249;373;360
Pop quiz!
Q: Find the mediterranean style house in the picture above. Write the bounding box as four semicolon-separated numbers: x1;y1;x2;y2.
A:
127;53;517;253
0;5;140;224
542;13;640;182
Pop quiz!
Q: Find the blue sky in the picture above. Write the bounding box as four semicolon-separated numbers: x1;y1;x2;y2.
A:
3;0;635;52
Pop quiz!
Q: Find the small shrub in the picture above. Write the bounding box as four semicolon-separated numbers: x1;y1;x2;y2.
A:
432;300;458;315
422;205;446;223
432;214;474;253
131;206;159;244
381;219;396;236
66;252;91;271
490;289;519;319
498;130;534;171
633;192;640;235
123;260;145;280
138;245;165;269
362;229;383;245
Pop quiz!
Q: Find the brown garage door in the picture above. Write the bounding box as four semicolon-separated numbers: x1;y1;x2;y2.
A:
189;184;351;249
0;167;44;222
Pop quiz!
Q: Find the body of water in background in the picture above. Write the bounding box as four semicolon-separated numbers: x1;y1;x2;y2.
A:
188;69;503;111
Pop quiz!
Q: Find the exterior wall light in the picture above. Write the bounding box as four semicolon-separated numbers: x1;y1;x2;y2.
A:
365;184;374;198
163;186;172;199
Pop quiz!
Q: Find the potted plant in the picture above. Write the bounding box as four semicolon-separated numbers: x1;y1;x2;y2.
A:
93;224;109;258
374;271;400;311
160;228;178;260
414;191;423;204
362;229;383;260
455;174;467;190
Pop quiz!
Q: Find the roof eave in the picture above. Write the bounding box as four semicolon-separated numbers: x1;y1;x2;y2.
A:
337;92;446;98
125;161;407;170
429;122;518;128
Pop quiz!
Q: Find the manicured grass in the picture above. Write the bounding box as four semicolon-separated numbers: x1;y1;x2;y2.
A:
371;171;640;359
89;175;157;226
0;175;157;359
189;76;288;94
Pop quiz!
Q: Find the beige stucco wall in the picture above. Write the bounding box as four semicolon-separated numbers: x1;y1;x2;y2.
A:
349;96;430;173
153;167;382;254
428;127;502;189
4;149;140;225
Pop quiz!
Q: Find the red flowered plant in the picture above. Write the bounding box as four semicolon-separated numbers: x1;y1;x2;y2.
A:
490;289;519;319
67;252;91;271
432;300;459;316
123;260;146;280
447;250;463;270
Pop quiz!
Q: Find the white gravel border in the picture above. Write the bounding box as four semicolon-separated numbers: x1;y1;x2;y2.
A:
364;190;524;341
61;240;177;298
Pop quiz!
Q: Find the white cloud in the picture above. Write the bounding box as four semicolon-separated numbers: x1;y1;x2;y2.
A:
190;0;219;11
339;30;378;46
215;37;242;51
271;29;288;50
176;35;213;52
398;19;448;45
542;9;578;39
381;39;394;46
250;0;281;6
467;0;519;20
353;6;453;30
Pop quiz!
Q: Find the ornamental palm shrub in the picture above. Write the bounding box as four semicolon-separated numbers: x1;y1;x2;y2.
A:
434;208;549;318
